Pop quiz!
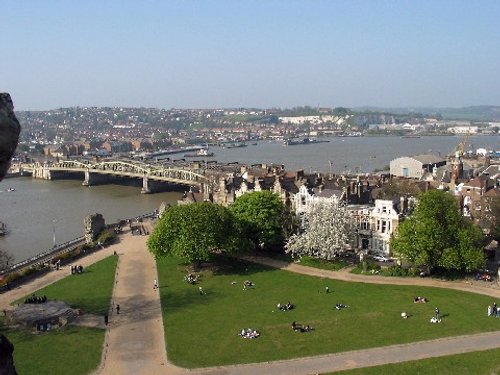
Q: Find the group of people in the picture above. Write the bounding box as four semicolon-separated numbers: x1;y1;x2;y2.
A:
70;265;84;274
184;273;199;284
243;280;255;290
277;302;295;311
291;321;313;333
476;272;493;282
335;303;349;310
487;302;499;317
239;328;260;339
24;294;47;304
414;296;428;303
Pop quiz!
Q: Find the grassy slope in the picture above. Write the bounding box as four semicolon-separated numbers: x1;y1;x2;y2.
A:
15;255;118;315
157;256;499;368
4;256;117;374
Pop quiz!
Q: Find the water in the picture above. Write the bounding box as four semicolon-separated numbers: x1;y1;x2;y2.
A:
0;179;182;262
202;135;500;174
1;135;499;262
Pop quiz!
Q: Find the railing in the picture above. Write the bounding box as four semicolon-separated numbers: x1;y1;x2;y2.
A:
0;236;86;276
0;211;158;278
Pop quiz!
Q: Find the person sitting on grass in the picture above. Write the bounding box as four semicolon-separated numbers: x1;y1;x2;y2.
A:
414;296;428;303
278;302;295;311
301;325;313;332
335;303;349;310
243;280;255;290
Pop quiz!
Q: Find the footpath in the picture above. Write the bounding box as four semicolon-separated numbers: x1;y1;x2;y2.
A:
4;236;500;374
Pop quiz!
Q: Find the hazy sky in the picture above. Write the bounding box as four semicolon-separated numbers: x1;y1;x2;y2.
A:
2;1;499;110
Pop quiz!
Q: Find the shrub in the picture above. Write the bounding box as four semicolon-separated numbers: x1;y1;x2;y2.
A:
0;271;22;286
82;242;96;251
97;230;116;246
352;260;380;274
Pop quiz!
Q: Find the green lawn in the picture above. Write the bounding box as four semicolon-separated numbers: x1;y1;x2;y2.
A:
332;347;500;375
157;256;500;368
3;255;118;374
15;255;118;315
3;324;104;375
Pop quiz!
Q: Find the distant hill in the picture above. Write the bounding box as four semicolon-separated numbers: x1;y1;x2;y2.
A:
354;106;500;121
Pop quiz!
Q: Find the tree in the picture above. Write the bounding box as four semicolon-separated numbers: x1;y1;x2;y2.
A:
229;191;287;251
285;201;354;260
391;190;485;272
0;250;13;272
147;202;245;265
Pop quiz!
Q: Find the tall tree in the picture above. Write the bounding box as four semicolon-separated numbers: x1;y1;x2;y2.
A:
391;190;485;272
285;201;354;260
230;191;287;251
0;250;13;272
147;202;245;265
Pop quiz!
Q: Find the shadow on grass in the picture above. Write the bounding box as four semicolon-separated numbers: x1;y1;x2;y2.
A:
209;256;276;277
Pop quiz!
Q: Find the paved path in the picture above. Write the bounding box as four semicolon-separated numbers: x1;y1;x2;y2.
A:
240;255;500;299
97;230;174;375
5;237;500;375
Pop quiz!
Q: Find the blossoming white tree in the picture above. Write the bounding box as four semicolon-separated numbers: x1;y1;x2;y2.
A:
285;200;354;260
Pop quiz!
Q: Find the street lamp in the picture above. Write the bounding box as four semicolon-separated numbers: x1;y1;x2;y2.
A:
52;219;57;247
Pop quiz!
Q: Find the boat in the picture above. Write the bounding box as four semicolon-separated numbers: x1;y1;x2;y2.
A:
283;138;330;146
225;142;247;149
7;187;15;192
0;222;7;236
184;148;214;157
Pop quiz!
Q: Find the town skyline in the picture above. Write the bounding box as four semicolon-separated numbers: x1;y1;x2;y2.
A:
2;1;500;111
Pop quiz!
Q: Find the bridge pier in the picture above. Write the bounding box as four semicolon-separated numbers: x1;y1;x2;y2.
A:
141;175;151;194
83;171;116;186
83;170;91;186
32;165;51;180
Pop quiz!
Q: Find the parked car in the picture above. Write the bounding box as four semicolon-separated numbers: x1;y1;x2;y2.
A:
372;255;392;262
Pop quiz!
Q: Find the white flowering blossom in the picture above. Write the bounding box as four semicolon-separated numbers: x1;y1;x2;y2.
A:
285;201;354;260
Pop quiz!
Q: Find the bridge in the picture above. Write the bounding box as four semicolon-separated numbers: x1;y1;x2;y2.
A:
19;159;216;193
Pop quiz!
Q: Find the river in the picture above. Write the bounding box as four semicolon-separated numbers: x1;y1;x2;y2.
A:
1;135;499;262
197;135;500;174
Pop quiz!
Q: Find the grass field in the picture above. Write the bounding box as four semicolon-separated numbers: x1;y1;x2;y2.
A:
4;255;118;374
157;256;500;368
2;323;104;375
333;347;500;375
14;255;118;315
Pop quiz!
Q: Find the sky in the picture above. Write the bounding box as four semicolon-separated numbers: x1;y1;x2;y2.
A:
2;0;499;111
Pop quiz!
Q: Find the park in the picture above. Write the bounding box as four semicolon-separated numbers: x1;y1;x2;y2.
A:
2;228;500;374
2;191;500;374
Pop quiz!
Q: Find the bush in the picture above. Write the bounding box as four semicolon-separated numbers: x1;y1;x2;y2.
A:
97;230;116;246
352;260;380;274
0;271;22;286
82;242;96;251
381;265;417;277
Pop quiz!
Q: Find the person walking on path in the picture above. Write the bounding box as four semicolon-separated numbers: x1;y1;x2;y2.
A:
116;304;120;315
153;279;158;289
